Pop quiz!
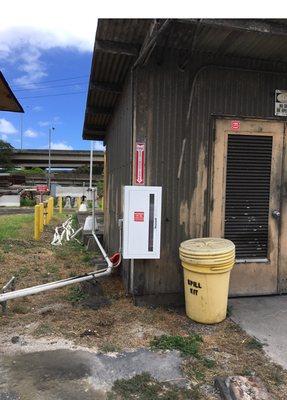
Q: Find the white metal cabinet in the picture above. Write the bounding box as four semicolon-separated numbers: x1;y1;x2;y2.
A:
122;186;162;259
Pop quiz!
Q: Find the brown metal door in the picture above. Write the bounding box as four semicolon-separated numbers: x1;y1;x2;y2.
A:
210;118;284;296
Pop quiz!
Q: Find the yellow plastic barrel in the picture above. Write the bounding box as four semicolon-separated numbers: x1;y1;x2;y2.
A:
179;238;235;324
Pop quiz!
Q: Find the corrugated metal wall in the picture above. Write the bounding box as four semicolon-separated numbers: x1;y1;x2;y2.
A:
105;76;133;288
131;51;287;302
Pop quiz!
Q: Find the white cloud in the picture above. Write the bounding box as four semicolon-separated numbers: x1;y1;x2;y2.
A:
0;118;18;134
24;128;39;138
0;2;98;87
38;121;50;127
13;47;47;87
50;142;73;150
1;134;8;141
32;106;43;112
38;116;61;127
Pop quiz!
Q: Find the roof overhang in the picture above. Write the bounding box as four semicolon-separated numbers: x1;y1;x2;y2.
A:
0;71;24;113
83;18;287;141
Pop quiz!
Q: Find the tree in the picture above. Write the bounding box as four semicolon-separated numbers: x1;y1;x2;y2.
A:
0;140;14;169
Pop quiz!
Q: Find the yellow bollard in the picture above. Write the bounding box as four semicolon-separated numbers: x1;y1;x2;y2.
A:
43;201;48;225
39;203;44;232
58;195;62;214
76;197;81;210
34;205;41;240
48;198;52;223
51;197;54;217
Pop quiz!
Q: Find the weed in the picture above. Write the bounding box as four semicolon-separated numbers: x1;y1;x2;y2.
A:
67;285;88;303
20;198;36;207
34;322;53;336
107;372;191;400
150;333;202;358
82;254;92;263
194;368;205;381
203;357;215;368
247;337;263;350
270;368;284;385
242;368;254;377
0;252;4;262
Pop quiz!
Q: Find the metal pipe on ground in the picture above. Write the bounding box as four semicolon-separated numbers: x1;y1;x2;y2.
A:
0;267;112;303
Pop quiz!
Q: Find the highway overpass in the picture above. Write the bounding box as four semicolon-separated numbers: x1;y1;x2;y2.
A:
12;149;104;169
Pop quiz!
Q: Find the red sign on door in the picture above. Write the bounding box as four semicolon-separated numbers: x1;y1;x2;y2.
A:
134;211;144;222
135;142;145;185
231;120;240;131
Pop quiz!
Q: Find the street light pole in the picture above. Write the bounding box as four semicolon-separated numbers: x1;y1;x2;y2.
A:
48;126;55;191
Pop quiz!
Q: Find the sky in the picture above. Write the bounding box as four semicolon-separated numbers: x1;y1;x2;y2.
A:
0;1;103;151
0;1;276;152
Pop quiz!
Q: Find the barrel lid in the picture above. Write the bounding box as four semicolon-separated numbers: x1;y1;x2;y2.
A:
180;238;235;256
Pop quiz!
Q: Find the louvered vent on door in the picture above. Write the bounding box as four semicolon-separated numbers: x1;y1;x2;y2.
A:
224;134;273;259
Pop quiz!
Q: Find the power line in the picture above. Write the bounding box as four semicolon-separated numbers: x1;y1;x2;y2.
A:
14;81;89;92
12;75;89;89
18;91;87;99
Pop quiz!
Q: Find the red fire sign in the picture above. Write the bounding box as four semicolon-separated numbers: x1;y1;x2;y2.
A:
135;142;145;185
231;120;240;131
36;185;49;193
134;211;144;222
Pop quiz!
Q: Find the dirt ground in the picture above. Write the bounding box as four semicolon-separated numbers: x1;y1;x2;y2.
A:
0;213;287;399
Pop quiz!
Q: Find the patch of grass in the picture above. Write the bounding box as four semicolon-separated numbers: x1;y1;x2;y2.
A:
0;252;5;262
100;343;120;353
66;285;88;303
246;337;263;350
45;263;59;275
15;266;29;279
71;213;78;229
0;215;34;241
10;303;29;314
150;334;203;358
107;372;191;400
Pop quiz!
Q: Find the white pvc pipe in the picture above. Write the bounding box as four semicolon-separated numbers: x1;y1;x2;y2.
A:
0;267;112;302
89;141;93;189
92;232;113;269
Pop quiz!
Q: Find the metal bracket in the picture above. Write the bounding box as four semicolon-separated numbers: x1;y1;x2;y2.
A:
1;276;16;315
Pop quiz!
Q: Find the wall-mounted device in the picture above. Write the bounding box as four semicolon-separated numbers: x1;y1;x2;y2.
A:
122;186;162;259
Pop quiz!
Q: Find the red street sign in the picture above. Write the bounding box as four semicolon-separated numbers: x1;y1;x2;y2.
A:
134;211;144;222
231;120;240;131
135;142;145;185
36;185;49;193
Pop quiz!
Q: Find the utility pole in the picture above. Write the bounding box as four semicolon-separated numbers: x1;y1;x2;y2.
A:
20;114;23;150
48;126;55;191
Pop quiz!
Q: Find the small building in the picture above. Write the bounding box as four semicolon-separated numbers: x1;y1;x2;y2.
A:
0;71;23;113
83;19;287;305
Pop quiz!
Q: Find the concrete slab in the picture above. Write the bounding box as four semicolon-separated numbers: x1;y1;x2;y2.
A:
229;296;287;369
0;348;185;400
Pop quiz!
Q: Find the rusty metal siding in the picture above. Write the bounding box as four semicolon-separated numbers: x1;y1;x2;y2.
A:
105;75;133;287
131;52;287;299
